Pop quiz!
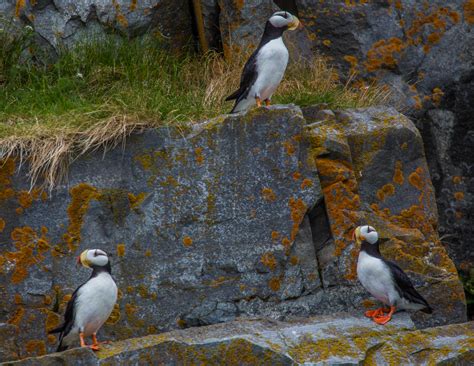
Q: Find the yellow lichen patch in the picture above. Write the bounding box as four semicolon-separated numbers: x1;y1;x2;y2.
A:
288;337;357;363
145;249;152;257
376;183;396;201
261;187;276;202
281;237;291;248
117;243;126;257
0;218;5;232
25;340;46;356
408;170;423;190
194;147;204;165
63;183;101;251
44;310;60;332
431;87;444;106
393;161;404;185
17;190;33;209
268;277;281;291
47;335;56;344
125;303;138;316
452;176;462;184
464;0;474;24
128;192;146;209
301;178;313;189
14;293;22;304
182;236;193;247
323;39;331;47
106;303;121;324
129;0;137;11
261;252;277;271
454;192;464;201
271;231;280;241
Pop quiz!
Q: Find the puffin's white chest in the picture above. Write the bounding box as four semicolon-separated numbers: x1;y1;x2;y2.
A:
74;272;117;335
254;37;289;99
357;251;399;305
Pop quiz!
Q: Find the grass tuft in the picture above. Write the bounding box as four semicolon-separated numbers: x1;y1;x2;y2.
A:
0;29;389;189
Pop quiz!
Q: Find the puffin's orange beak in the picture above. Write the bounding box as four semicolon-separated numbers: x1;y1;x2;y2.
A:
352;229;356;241
76;255;81;267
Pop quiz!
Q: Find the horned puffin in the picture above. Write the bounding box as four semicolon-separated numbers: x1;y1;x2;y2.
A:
354;225;432;325
49;249;118;351
225;11;300;113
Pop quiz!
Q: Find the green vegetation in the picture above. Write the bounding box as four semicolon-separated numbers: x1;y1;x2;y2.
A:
0;22;388;186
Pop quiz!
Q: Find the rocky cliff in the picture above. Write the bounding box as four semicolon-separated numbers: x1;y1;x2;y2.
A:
0;105;466;362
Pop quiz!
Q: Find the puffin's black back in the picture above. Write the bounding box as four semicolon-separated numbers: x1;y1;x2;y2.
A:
360;240;432;313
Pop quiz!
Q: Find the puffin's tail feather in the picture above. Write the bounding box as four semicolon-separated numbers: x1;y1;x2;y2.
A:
225;89;241;101
48;324;64;334
421;305;433;314
56;341;68;353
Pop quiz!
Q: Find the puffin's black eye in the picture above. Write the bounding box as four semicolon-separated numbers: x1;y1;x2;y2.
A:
94;250;98;257
366;226;373;233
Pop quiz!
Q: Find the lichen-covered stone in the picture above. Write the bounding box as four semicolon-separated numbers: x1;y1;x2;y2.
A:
304;106;467;328
296;0;474;275
4;314;474;366
0;0;193;53
0;105;322;360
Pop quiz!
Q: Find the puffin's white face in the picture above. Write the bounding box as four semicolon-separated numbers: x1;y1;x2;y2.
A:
78;249;109;268
353;225;378;244
268;11;300;31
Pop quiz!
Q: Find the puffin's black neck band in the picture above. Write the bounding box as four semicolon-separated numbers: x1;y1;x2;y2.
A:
90;262;112;278
259;21;287;46
360;240;381;258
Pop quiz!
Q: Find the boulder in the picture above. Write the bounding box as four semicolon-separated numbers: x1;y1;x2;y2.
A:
0;0;193;52
0;105;466;361
3;314;474;365
295;0;474;274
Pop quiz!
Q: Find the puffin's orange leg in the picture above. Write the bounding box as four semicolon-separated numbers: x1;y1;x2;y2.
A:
264;99;271;106
92;333;110;345
364;307;388;318
256;96;262;107
79;332;87;347
373;306;396;325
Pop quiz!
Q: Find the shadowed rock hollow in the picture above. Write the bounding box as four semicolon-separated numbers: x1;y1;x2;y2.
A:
0;105;467;363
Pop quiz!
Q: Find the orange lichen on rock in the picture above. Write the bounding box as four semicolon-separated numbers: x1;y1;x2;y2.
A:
365;37;406;72
452;176;462;184
0;218;5;232
194;147;204;165
182;236;193;247
117;243;126;257
8;307;25;326
271;231;280;241
301;178;313;189
281;237;291;248
292;172;302;180
15;0;26;17
290;256;299;265
268;277;281;291
282;141;296;155
25;340;46;356
5;226;51;283
261;252;277;271
465;0;474;24
63;183;101;252
261;187;276;202
408;170;424;190
376;183;395;201
393;161;404;185
288;197;307;241
454;192;464;201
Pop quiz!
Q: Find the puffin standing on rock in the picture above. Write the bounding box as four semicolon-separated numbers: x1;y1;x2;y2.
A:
49;249;118;351
354;225;432;325
225;11;300;113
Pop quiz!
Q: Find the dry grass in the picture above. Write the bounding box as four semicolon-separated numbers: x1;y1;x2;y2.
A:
0;34;389;190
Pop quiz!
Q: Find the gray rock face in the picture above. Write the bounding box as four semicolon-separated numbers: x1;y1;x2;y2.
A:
295;0;474;274
4;314;474;366
0;0;193;52
0;105;466;362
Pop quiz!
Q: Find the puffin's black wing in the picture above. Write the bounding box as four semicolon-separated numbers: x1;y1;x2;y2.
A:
49;284;83;351
385;260;432;313
225;51;259;109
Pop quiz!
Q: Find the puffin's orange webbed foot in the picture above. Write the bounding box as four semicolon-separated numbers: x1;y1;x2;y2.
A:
256;97;262;107
264;99;271;106
364;307;388;318
372;306;396;325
